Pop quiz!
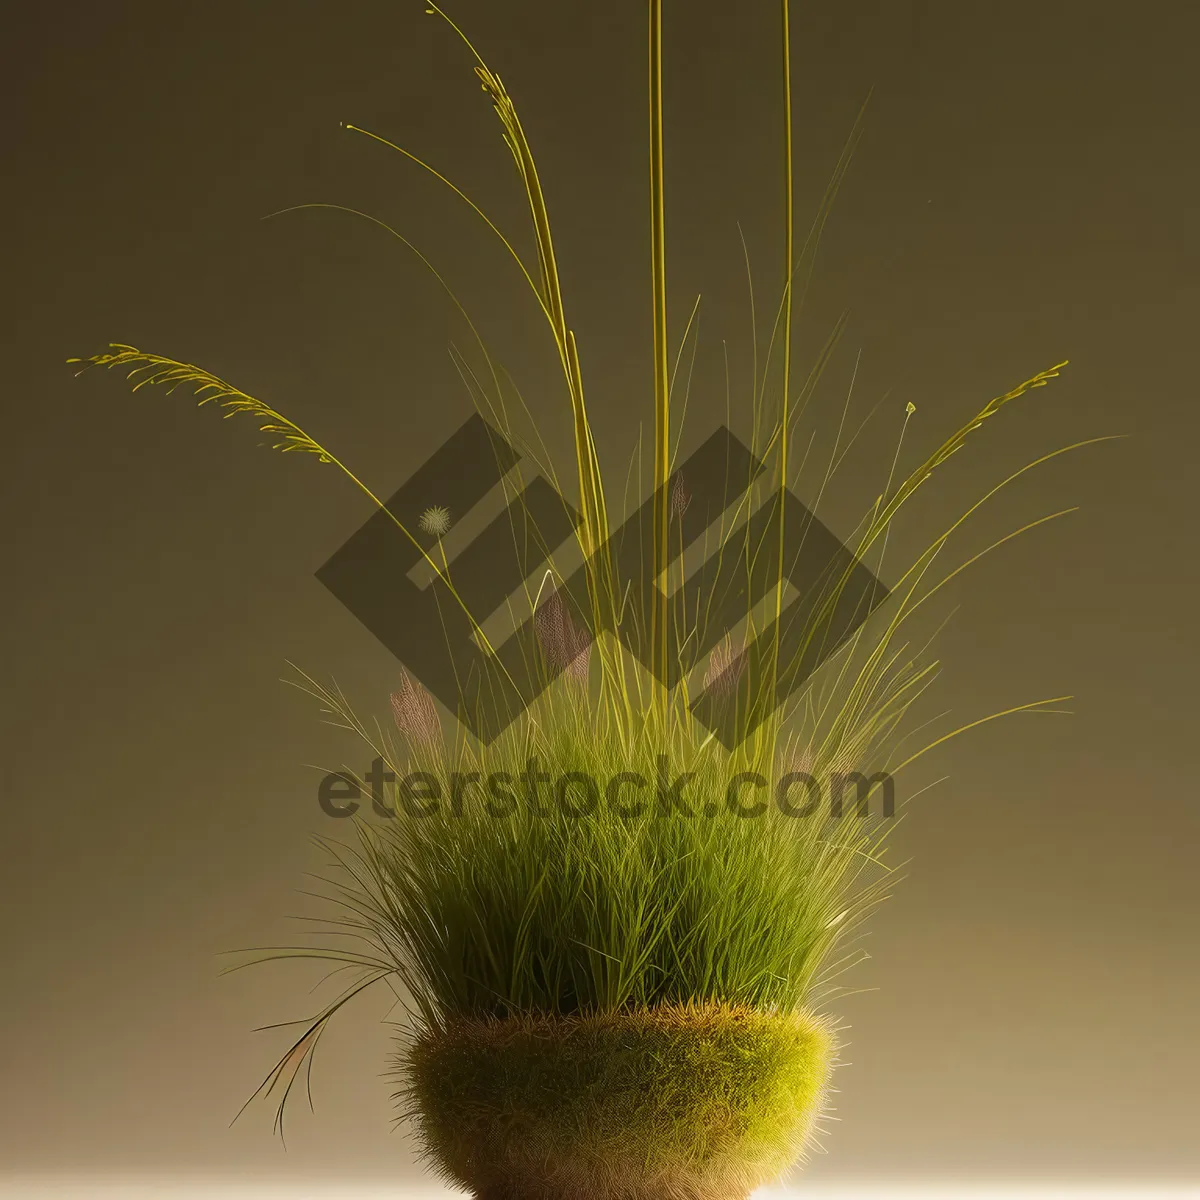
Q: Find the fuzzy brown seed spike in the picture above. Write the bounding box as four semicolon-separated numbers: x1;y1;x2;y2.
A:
670;472;691;519
390;671;442;745
703;633;745;697
534;590;591;685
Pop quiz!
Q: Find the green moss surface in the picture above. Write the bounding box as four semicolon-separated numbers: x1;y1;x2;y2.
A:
402;1002;835;1200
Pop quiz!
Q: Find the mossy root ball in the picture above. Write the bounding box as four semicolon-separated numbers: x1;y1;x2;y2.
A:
402;1002;835;1200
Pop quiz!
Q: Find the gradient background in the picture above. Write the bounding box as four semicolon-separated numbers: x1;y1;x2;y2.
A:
2;0;1197;1190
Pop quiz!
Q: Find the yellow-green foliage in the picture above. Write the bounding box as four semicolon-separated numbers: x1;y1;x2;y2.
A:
296;668;899;1026
402;1003;834;1200
70;4;1090;1184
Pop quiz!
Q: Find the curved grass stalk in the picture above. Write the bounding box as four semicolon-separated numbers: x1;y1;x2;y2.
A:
228;965;394;1142
363;5;635;725
753;312;848;475
883;434;1122;606
69;347;517;680
889;694;1074;776
738;223;759;417
757;361;1075;730
794;454;1094;773
420;6;612;564
264;202;507;423
859;360;1071;559
266;204;583;666
342;117;616;652
334;118;613;597
340;123;549;323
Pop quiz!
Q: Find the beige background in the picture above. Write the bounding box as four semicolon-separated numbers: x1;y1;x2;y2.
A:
1;0;1197;1186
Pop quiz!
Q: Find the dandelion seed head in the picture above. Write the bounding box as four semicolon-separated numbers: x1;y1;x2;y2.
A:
418;505;452;537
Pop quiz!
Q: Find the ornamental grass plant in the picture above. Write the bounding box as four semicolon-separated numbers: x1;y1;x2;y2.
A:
72;4;1096;1197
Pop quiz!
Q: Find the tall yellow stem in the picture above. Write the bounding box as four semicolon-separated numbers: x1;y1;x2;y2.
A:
649;0;670;710
775;0;795;690
781;0;794;472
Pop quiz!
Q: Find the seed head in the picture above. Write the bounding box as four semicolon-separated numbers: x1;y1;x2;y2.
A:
781;746;816;777
418;505;452;537
670;473;691;519
703;633;745;697
534;589;591;686
389;671;442;745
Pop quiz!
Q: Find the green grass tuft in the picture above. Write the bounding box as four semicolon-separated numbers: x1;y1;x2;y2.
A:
294;669;900;1024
